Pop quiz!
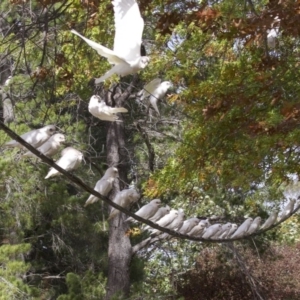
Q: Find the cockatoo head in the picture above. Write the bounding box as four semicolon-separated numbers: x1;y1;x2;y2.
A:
44;125;56;136
90;95;101;104
52;133;66;144
162;81;173;90
150;199;161;207
193;219;200;226
105;167;119;178
139;56;150;69
129;189;140;202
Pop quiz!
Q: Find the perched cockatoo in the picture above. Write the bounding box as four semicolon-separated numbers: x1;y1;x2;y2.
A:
22;133;66;158
153;209;178;228
179;218;200;234
165;209;185;231
84;167;119;207
226;224;238;238
143;204;170;231
139;78;172;115
267;17;280;49
88;95;128;122
108;188;140;220
211;223;232;239
218;223;237;239
267;29;278;49
71;0;149;84
151;209;184;235
230;218;253;239
202;224;222;239
280;199;296;221
260;211;278;230
148;205;170;222
45;147;83;179
1;76;14;124
246;217;261;235
125;199;161;222
5;125;56;149
188;221;207;237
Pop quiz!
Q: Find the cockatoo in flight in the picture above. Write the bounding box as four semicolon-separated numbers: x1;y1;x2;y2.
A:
139;78;173;115
71;0;149;84
5;125;56;149
45;147;83;179
89;95;128;122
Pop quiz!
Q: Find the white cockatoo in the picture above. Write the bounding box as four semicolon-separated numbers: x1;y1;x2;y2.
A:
151;209;184;235
230;218;253;239
246;217;261;235
211;223;232;239
188;221;207;237
267;17;280;49
71;0;149;84
108;188;140;220
202;224;222;239
45;147;83;179
139;78;173;115
179;218;200;235
226;224;238;238
165;209;185;231
88;95;128;122
125;199;161;222
260;211;278;230
22;133;66;158
5;125;56;149
187;218;210;237
267;29;278;49
218;223;237;239
154;209;178;228
84;167;119;207
1;76;14;124
148;205;170;222
279;199;296;221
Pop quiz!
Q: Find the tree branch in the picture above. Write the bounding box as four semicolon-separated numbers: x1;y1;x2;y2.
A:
1;121;299;245
135;122;155;172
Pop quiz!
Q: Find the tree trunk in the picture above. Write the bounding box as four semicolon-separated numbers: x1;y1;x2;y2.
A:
105;83;134;299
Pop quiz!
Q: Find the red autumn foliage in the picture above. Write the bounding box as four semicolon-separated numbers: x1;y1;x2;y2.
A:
176;243;300;300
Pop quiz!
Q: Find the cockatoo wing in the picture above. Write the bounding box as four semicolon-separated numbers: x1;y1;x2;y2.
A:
260;211;278;230
188;223;206;237
101;103;128;114
246;217;261;235
231;218;253;238
140;78;162;99
5;128;48;148
202;224;222;239
71;29;123;65
45;148;82;179
84;179;112;207
113;0;144;62
23;138;54;157
126;199;161;222
280;199;296;220
108;189;139;220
